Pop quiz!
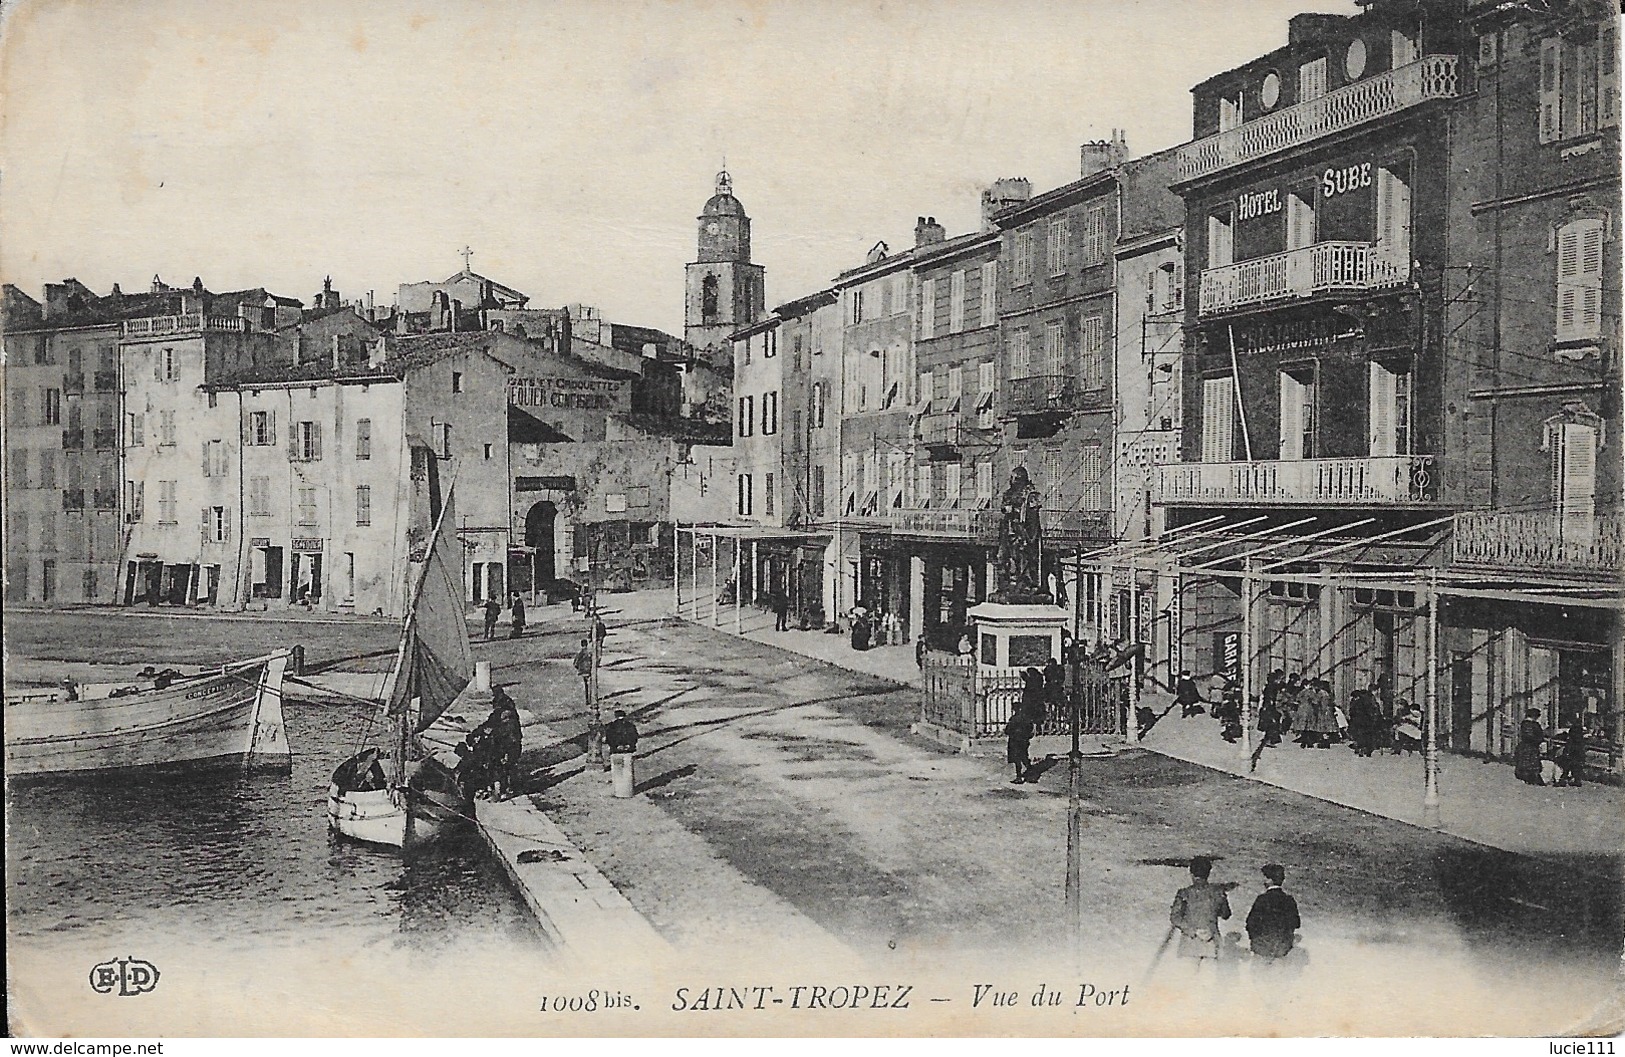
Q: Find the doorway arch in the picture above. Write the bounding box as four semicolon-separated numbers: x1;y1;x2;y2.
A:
525;501;558;584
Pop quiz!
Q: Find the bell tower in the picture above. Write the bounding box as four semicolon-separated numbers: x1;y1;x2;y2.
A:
685;168;766;369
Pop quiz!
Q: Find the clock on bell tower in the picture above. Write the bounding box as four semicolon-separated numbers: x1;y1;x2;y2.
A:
685;167;766;371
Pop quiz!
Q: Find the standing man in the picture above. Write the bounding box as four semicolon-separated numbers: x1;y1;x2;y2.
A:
605;709;639;755
482;595;502;642
573;637;593;712
1175;670;1205;718
486;689;524;801
1169;856;1231;971
773;589;791;632
509;591;526;639
1244;863;1300;967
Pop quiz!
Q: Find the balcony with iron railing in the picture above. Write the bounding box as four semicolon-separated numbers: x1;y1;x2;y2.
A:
1157;455;1436;505
1177;55;1461;182
121;313;249;338
62;429;85;451
1451;509;1623;577
1199;241;1410;317
846;505;999;540
1006;374;1107;416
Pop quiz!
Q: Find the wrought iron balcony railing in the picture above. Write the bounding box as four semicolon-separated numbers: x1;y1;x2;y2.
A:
1041;508;1111;542
845;506;999;540
1177;56;1460;181
121;313;249;338
1199;241;1410;316
1006;374;1106;415
1157;455;1436;505
1451;510;1623;577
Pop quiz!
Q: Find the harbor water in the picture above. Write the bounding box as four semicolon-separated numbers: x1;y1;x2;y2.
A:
6;700;543;962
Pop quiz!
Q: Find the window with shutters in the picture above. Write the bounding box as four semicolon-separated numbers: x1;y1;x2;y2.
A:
949;270;966;333
249;476;271;516
1555;217;1606;344
1038;448;1064;507
1009;327;1032;379
1375;163;1412;266
947;366;963;412
356;485;372;526
1299;56;1328;102
1202;377;1235;463
979;261;998;327
843;454;858;513
1047;216;1069;275
1368;360;1412;457
38;450;56;489
126;413;144;447
738;396;753;437
1043;320;1065;380
1013;230;1034;285
916;462;934;508
976;460;994;504
811;465;825;518
158;480;178;524
944;464;962;507
42;388;61;426
207;505;229;544
920;278;937;339
295;420;322;460
1542;27;1619;144
763;473;775;517
355;418;372;460
1079;315;1105;390
297;486;318;526
1080;204;1110;267
1550;420;1599;543
159;410;176;446
1392;27;1418;68
202;439;226;477
1278;367;1317;460
915;371;933;415
737;473;752;516
434;422;452;459
811;383;826;428
1218;92;1243;132
1286;189;1316;251
1079;444;1103;510
248;410;274;446
763;392;778;435
160;348;176;382
888;452;905;508
126;480;144;522
1208;211;1234;268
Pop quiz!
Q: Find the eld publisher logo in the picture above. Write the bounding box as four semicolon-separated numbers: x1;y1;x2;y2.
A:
89;957;161;996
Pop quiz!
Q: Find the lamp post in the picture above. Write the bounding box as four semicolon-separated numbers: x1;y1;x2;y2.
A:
1423;569;1440;828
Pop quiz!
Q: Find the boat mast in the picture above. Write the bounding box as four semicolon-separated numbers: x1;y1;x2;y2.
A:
388;482;456;788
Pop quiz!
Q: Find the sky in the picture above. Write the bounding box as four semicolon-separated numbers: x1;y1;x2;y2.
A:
0;0;1359;338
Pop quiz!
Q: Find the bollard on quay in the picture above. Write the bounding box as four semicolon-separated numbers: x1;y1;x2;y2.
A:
611;753;636;798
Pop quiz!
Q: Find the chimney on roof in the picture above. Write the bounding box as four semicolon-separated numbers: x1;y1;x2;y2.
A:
914;216;946;248
192;276;204;296
1079;129;1129;179
151;274;164;293
110;283;122;299
1289;12;1347;47
981;178;1033;230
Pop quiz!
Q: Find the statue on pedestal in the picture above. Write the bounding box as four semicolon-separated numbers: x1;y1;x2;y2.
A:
994;466;1046;604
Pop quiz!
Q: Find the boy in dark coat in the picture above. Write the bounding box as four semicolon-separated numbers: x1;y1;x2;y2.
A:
1245;863;1301;963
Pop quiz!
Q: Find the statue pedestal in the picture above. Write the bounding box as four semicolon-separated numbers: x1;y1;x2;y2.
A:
966;602;1069;672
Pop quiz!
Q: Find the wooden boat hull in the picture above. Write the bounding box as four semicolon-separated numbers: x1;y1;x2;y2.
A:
4;652;291;779
327;758;471;850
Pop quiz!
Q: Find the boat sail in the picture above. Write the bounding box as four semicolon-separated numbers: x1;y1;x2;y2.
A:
5;651;292;779
326;484;475;849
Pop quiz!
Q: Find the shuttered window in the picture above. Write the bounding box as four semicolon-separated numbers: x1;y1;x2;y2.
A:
1202;377;1235;463
1009;327;1032;379
1392;28;1418;68
976;460;994;503
1047;216;1069;275
1039;449;1064;506
1079;314;1105;390
1208;212;1234;268
920;278;937;339
1079;204;1110;266
1286;190;1316;250
945;463;962;507
888;453;906;509
1278;369;1316;460
949;270;966;333
1376;163;1412;265
1043;320;1065;378
1013;230;1034;284
1299;57;1328;101
356;485;372;526
1552;422;1598;543
1079;444;1104;510
979;261;998;327
1555;218;1605;342
916;463;934;508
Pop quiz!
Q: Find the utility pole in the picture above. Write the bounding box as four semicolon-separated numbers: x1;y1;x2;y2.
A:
586;588;605;771
1065;663;1085;974
1423;569;1440;828
1240;558;1256;760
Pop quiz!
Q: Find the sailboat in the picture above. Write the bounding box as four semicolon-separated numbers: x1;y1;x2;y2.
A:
326;484;475;850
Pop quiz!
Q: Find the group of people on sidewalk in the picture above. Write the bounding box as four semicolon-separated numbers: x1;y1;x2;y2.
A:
1514;709;1590;788
481;593;527;641
1174;669;1424;758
